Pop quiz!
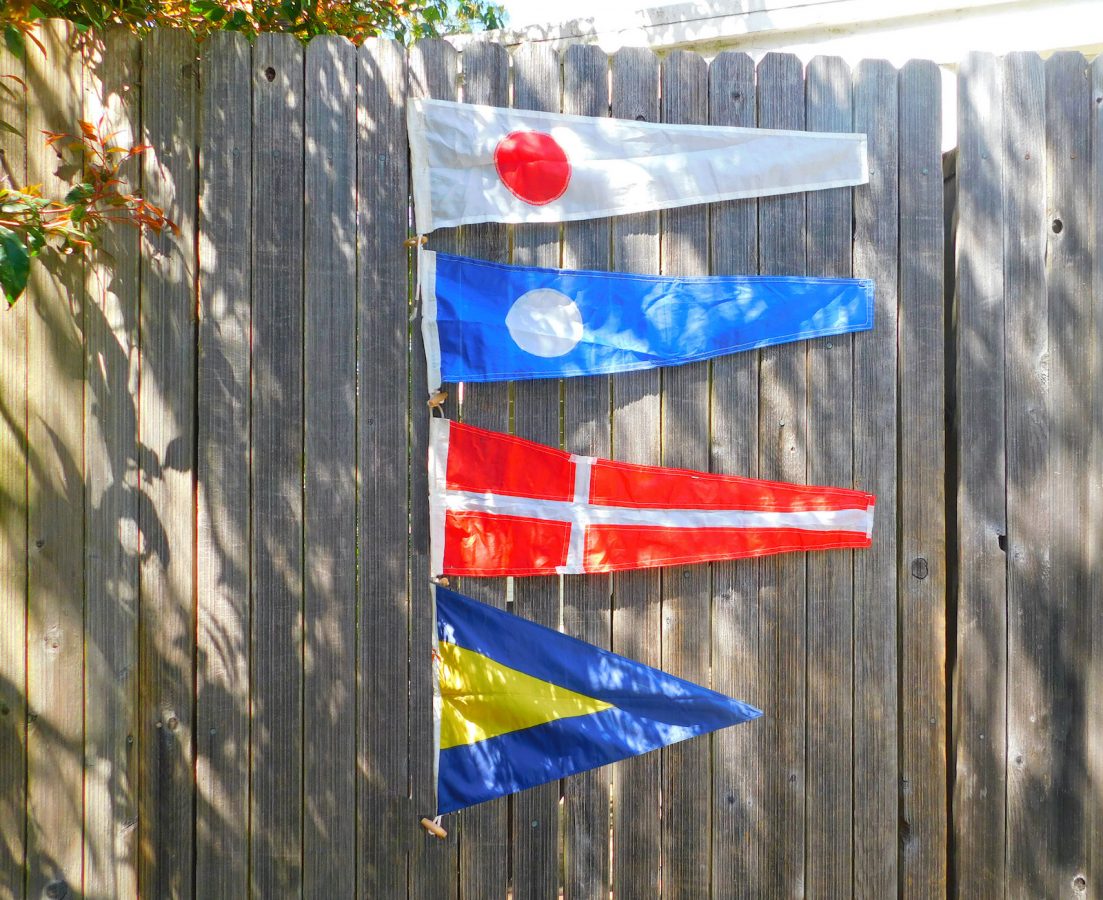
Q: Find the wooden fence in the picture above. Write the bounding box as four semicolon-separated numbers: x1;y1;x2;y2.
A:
0;20;1096;899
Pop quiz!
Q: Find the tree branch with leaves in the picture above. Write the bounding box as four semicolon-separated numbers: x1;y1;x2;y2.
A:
0;1;507;306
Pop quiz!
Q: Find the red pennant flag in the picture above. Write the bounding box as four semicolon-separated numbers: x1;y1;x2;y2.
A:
429;419;875;577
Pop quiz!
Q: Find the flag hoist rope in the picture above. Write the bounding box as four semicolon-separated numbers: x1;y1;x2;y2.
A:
412;232;448;837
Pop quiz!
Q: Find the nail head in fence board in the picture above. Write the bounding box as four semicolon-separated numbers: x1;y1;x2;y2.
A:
608;45;663;899
851;57;900;898
1001;50;1048;897
138;26;198;900
407;38;460;900
358;36;413;899
0;35;28;899
804;53;855;900
1037;50;1091;894
83;28;141;899
1089;51;1103;900
304;34;357;900
196;30;252;899
897;57;948;898
250;32;305;898
755;50;807;896
453;40;510;900
560;43;613;900
706;49;761;896
24;21;85;898
658;48;711;899
952;51;1007;894
509;41;563;900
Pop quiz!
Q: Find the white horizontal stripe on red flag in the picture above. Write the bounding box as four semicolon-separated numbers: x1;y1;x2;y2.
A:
432;487;874;534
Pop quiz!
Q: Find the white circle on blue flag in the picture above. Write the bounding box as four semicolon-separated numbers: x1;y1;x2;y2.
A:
505;288;584;357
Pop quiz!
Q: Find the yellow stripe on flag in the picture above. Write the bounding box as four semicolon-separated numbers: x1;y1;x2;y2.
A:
439;639;612;750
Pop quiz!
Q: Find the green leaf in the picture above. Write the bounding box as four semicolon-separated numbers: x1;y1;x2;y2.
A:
4;25;24;59
0;225;31;307
190;0;225;20
25;226;45;254
64;182;94;204
0;120;21;138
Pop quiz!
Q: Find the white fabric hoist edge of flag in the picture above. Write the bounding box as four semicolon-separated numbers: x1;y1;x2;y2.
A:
429;582;442;814
407;99;437;232
406;97;870;232
428;417;450;577
419;249;442;393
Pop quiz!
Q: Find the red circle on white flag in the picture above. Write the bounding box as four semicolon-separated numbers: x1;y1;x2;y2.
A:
493;130;571;206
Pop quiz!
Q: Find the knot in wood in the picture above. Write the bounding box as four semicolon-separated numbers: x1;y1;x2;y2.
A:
910;557;928;580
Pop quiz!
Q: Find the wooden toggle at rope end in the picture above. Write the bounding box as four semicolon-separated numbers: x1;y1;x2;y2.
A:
427;389;448;409
404;235;428;248
420;817;448;839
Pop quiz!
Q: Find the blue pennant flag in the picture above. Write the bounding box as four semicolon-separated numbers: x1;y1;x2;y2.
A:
420;250;874;391
433;585;761;815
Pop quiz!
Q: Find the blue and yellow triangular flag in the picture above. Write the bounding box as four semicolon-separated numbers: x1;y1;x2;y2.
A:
433;585;762;814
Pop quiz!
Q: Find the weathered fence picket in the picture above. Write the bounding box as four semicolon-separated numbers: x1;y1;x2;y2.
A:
897;58;946;896
358;34;413;900
804;53;854;898
138;28;199;899
608;45;664;900
0;34;27;900
851;56;901;899
196;28;252;900
1001;50;1049;897
250;31;305;898
755;51;809;897
953;51;1008;896
509;41;562;900
559;43;613;900
24;20;85;900
6;22;1103;899
83;28;141;900
1091;54;1103;900
407;37;460;900
659;49;711;899
303;33;358;899
706;47;760;898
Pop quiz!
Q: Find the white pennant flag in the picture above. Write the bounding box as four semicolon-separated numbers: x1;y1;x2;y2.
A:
407;98;868;233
